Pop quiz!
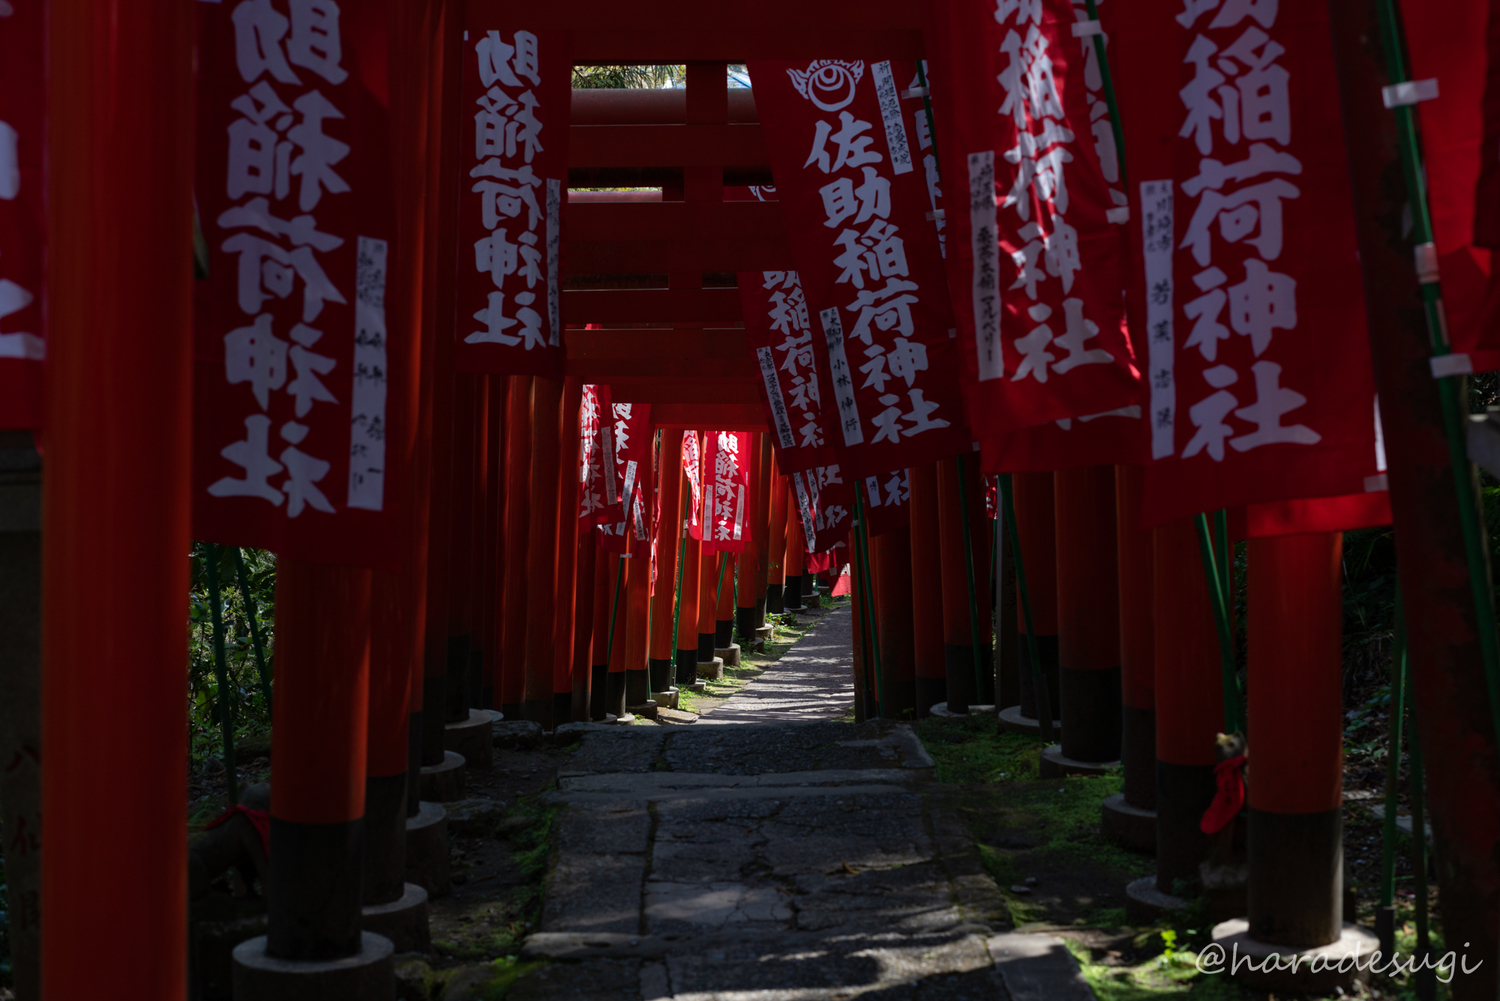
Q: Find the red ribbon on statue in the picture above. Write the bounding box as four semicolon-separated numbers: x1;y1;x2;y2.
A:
193;0;412;566
596;394;652;556
0;0;44;430
205;805;272;857
926;0;1144;438
454;25;571;377
699;431;752;555
1200;753;1247;835
1112;0;1390;529
749;59;972;480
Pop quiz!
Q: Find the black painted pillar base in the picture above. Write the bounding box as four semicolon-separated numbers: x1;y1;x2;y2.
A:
1122;705;1157;810
783;574;804;610
915;676;946;718
1060;665;1122;763
675;648;697;687
266;817;365;961
501;701;524;721
420;675;447;767
405;712;422;817
1017;634;1060;720
1248;807;1343;947
883;679;917;720
626;668;650;707
466;650;483;713
605;671;627;718
363;773;407;907
648;657;673;694
1155;760;1215;895
524;698;552;732
697;633;715;662
735;606;756;643
944;642;995;713
766;581;785;613
552;691;572;727
755;595;767;630
480;685;494;711
714;619;734;648
445;635;470;723
590;664;607;720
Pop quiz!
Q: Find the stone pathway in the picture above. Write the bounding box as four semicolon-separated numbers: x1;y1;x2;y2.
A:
519;717;1098;1000
699;605;856;725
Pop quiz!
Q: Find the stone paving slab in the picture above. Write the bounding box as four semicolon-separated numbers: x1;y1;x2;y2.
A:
516;636;1095;1000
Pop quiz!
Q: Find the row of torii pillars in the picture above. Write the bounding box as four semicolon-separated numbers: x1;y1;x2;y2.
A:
20;2;1499;1000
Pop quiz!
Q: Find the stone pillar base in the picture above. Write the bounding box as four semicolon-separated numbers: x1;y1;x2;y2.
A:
626;700;658;720
929;702;997;718
998;704;1060;735
715;643;740;667
803;593;822;608
657;687;679;710
696;657;724;681
1039;745;1119;778
232;932;394;1001
690;680;707;693
404;801;450;899
1125;875;1188;924
755;623;773;641
1101;793;1156;854
1210;920;1379;995
444;709;493;771
362;882;430;953
419;750;466;802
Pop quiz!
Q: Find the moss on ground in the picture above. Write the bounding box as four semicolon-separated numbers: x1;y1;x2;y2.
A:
914;714;1447;1000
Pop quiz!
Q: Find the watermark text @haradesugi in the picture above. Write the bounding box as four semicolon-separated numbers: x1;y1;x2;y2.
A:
1195;940;1484;984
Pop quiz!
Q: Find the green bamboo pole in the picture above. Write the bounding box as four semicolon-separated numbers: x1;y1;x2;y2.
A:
204;545;239;805
605;553;625;679
955;454;988;706
1079;0;1126;187
1194;513;1242;734
1407;678;1434;1000
230;547;273;712
999;474;1054;742
1212;509;1231;615
852;481;885;714
1377;581;1409;957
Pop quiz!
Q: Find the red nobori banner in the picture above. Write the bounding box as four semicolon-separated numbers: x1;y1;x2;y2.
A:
1112;0;1387;526
193;0;406;566
578;383;606;532
683;429;704;539
0;0;43;430
981;405;1145;473
740;270;838;475
791;465;853;554
454;26;569;376
749;59;972;481
860;465;911;537
596;396;652;555
1406;0;1500;371
926;0;1143;439
698;431;752;555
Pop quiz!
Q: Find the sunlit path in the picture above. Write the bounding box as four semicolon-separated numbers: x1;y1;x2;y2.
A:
699;606;856;725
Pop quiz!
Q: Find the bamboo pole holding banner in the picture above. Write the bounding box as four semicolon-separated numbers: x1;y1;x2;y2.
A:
852;480;885;714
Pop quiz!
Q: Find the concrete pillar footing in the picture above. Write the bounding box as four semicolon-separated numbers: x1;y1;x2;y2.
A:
231;932;394;1001
444;709;494;771
929;702;997;718
1125;876;1189;924
696;657;724;681
1100;793;1156;854
657;687;679;710
484;709;504;723
1039;745;1119;778
627;701;659;720
690;680;707;693
404;801;451;900
418;750;466;802
1209;920;1379;995
715;643;741;667
998;704;1061;735
361;882;430;953
755;624;773;641
803;594;822;608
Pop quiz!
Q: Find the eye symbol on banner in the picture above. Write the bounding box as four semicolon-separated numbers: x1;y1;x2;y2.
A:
787;60;865;112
